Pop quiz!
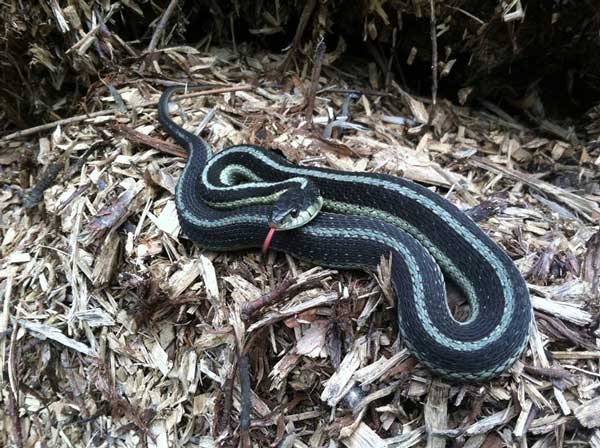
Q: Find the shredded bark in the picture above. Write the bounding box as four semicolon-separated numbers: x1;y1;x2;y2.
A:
1;2;599;447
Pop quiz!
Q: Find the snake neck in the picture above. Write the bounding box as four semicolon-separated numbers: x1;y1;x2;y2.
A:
158;86;213;166
158;86;218;227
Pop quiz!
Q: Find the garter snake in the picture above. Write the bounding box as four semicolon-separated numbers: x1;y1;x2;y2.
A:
158;86;531;380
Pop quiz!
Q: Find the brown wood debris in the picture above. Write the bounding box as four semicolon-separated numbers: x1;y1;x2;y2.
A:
1;44;599;448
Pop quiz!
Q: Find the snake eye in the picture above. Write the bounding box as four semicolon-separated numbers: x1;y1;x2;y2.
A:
290;208;299;218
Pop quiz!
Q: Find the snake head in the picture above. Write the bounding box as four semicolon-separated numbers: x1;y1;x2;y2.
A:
269;182;323;230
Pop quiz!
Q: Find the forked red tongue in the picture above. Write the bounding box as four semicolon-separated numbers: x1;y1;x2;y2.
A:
262;227;277;254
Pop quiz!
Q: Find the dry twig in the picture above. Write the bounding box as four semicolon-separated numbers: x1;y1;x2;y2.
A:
305;39;326;127
279;0;318;73
429;0;439;107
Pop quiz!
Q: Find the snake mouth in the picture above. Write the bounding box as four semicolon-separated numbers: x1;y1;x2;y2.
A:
269;208;312;230
269;196;324;230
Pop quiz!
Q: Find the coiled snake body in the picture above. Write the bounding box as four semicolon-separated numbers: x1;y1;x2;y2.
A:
159;86;531;380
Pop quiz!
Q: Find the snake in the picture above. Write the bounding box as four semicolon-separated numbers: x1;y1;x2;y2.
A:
158;86;532;381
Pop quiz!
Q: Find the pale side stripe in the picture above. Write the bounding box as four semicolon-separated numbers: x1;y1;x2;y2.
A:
179;156;508;350
303;226;502;351
202;147;515;347
324;199;480;323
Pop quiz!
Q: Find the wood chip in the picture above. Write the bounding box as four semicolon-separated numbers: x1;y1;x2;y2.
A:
574;397;600;428
17;320;95;356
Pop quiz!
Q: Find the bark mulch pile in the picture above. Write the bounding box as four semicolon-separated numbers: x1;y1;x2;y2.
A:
1;1;600;447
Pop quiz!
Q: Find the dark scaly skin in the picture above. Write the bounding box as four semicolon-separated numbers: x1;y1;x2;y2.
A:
158;86;531;380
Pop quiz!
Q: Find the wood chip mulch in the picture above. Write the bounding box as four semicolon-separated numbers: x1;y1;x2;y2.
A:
1;48;600;448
